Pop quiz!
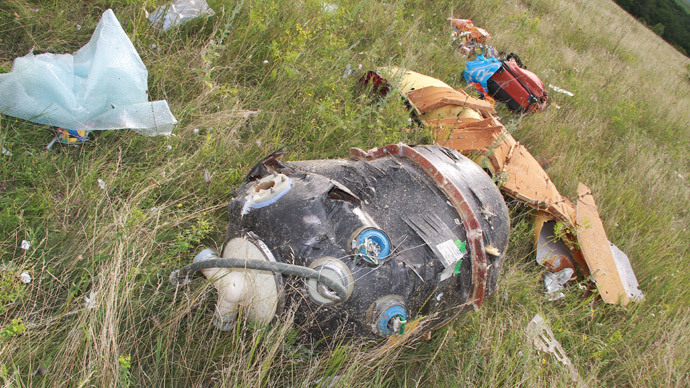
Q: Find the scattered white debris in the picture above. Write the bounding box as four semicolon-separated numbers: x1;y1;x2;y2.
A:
1;147;11;156
166;145;173;150
20;272;31;284
548;84;574;97
193;128;200;135
204;169;211;184
148;0;216;32
263;59;269;64
97;179;106;190
21;240;31;250
85;290;98;309
321;3;339;13
545;268;573;300
526;314;586;385
342;64;355;78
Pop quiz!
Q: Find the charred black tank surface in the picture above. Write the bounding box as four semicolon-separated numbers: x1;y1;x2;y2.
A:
174;144;510;342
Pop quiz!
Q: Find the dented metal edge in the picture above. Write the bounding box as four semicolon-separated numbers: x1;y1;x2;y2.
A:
351;143;489;308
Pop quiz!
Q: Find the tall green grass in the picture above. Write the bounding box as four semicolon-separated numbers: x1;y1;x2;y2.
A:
1;0;688;386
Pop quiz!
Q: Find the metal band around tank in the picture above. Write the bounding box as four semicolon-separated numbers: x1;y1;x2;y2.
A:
350;143;489;308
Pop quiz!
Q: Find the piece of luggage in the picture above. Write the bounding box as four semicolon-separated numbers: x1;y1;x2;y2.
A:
487;53;547;113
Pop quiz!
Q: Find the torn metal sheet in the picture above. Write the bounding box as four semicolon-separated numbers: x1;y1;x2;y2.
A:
407;86;496;116
609;242;644;302
544;268;574;300
534;217;576;272
501;144;575;224
576;183;643;305
173;144;509;341
435;124;503;153
526;314;587;386
359;67;642;306
448;19;496;58
378;66;453;96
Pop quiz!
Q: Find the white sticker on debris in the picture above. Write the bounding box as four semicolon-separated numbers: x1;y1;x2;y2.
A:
436;239;465;268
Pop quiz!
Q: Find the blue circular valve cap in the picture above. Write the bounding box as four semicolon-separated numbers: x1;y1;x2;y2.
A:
377;305;407;336
356;229;391;260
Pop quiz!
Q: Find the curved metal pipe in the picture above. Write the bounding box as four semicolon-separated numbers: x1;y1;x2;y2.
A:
170;258;349;302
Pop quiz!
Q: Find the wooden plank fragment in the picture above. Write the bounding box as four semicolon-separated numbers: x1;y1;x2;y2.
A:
576;183;631;306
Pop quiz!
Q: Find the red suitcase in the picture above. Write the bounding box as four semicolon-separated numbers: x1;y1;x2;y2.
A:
487;54;547;113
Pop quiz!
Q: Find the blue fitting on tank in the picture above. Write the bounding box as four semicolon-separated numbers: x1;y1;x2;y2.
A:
376;305;407;336
356;228;391;264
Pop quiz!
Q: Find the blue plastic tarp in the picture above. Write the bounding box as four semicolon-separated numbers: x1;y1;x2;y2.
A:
462;55;501;93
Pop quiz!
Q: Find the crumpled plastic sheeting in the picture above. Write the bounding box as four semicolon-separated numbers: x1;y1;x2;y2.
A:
462;54;501;93
148;0;216;32
0;9;177;136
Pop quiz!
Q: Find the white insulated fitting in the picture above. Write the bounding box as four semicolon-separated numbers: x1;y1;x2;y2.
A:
196;237;279;330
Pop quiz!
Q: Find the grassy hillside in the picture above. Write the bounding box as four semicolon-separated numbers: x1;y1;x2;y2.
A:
1;0;688;386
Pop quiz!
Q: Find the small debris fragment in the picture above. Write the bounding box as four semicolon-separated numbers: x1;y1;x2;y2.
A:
485;245;500;256
1;147;11;156
148;0;216;32
544;268;574;299
342;64;356;78
321;3;339;13
526;314;587;386
204;169;211;184
20;272;31;284
21;240;31;250
97;179;106;190
548;84;574;97
84;290;98;309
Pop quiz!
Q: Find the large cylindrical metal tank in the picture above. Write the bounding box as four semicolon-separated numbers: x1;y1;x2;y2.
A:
188;144;510;341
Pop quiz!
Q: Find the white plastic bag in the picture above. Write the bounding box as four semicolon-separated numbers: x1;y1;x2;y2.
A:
0;9;177;136
148;0;216;32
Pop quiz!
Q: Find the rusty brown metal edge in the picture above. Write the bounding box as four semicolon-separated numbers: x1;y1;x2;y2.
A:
350;143;489;309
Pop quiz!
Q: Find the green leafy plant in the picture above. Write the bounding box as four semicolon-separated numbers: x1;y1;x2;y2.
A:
0;318;26;340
